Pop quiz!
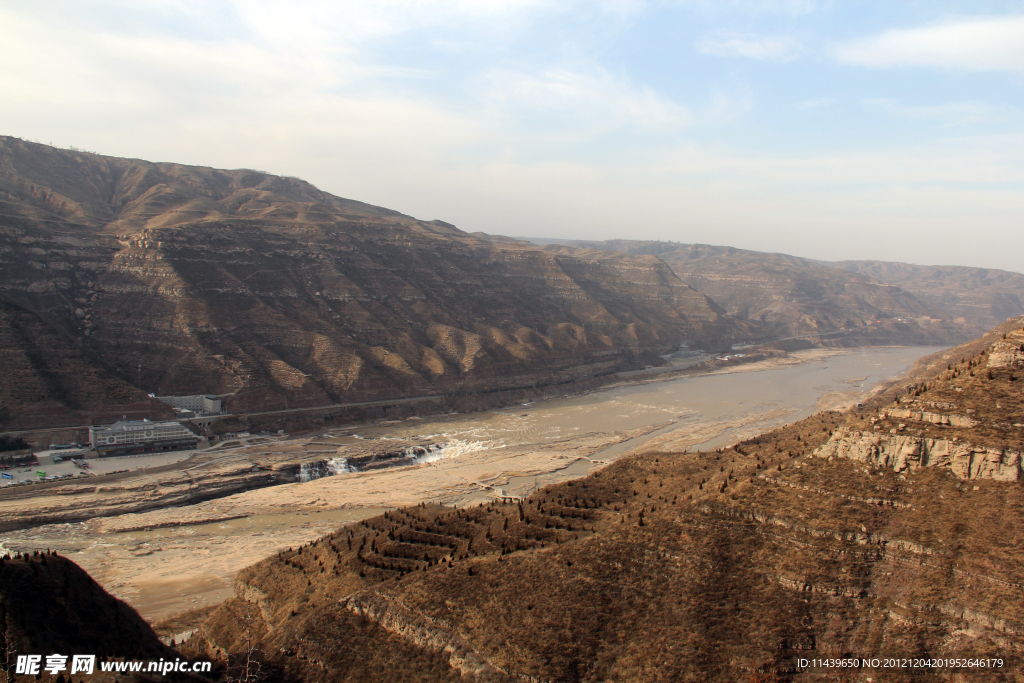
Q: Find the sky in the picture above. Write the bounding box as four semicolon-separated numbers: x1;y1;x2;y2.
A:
2;1;1023;272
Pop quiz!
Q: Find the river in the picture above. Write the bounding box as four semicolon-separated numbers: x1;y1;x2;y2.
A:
354;345;943;456
0;345;944;623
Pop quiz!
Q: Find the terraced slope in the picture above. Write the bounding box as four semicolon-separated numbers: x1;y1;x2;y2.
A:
0;301;171;428
0;137;744;429
184;320;1024;682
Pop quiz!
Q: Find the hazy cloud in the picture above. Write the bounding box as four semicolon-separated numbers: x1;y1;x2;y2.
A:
696;32;802;61
1;1;1022;272
831;15;1024;71
676;0;820;17
484;68;690;131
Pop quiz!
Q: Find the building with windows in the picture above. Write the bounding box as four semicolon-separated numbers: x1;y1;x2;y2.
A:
155;394;222;415
88;419;198;457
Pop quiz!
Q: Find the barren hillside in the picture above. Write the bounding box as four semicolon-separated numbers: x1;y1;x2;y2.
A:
529;239;1013;345
830;260;1024;332
182;319;1024;682
0;138;746;429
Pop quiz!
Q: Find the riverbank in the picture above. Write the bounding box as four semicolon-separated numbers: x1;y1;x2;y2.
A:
0;345;942;623
0;427;657;621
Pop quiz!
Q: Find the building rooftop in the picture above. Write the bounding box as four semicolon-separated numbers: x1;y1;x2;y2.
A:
92;419;186;432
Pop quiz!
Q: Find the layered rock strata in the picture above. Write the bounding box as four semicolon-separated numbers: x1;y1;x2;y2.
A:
814;319;1024;482
528;238;1005;344
0;136;745;429
814;426;1021;481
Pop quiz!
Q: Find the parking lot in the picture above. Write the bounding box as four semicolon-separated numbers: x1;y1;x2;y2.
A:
1;447;203;486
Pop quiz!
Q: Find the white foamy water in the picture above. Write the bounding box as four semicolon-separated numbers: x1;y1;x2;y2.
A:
415;439;499;464
297;457;352;482
328;457;351;475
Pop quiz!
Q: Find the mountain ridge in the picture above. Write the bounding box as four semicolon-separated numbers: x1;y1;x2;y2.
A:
0;137;742;430
526;238;1022;345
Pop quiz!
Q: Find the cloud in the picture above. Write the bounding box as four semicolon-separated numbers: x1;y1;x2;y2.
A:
696;32;801;61
483;68;690;132
1;1;1022;273
675;0;820;17
831;15;1024;72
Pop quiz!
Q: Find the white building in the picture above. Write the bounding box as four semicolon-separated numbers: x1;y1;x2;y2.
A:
89;419;198;456
155;394;222;414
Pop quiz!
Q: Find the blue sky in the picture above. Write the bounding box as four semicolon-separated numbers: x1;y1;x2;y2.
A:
2;1;1023;271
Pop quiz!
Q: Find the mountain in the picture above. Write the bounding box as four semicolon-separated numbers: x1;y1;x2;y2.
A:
182;319;1024;681
527;239;1010;346
0;551;178;681
0;137;744;429
828;260;1024;332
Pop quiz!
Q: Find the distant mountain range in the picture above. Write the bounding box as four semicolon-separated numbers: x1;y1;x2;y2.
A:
2;136;1021;430
527;238;1024;344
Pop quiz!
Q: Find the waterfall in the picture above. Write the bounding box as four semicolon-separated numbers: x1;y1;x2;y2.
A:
327;457;352;475
294;440;496;482
297;457;353;482
296;462;315;483
414;439;496;464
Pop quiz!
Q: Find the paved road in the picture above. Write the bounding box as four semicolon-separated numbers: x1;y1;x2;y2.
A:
0;395;445;437
200;394;445;423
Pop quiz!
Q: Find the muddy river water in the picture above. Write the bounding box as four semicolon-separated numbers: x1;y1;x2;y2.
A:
359;345;942;454
0;346;943;623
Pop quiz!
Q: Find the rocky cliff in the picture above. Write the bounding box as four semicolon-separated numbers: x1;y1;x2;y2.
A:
0;137;743;429
814;318;1024;482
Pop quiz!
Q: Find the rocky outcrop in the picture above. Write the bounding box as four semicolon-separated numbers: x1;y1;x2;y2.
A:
811;319;1024;482
813;426;1022;481
986;336;1024;369
342;592;514;681
883;407;977;428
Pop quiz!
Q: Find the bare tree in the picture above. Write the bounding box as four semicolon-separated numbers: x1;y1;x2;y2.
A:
0;627;18;683
224;599;264;683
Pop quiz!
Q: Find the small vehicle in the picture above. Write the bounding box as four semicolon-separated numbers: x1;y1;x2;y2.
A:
1;472;13;480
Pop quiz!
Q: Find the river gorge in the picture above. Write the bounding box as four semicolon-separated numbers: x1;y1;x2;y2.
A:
0;345;944;628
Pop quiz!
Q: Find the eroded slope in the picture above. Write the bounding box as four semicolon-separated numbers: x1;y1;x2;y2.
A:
832;260;1024;332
